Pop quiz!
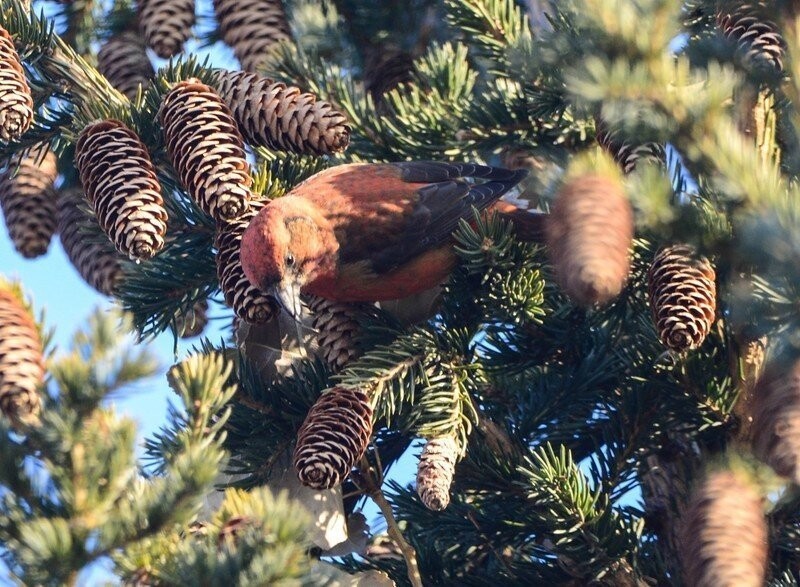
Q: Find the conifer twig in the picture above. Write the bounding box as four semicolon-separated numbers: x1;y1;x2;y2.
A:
356;455;423;587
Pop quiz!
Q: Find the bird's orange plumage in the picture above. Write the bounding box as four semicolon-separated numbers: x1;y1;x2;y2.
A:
240;162;532;307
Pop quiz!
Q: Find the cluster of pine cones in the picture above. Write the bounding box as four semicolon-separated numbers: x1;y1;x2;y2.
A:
0;0;350;334
0;3;793;584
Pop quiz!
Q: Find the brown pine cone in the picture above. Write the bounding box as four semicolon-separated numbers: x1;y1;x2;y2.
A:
305;295;361;372
595;125;665;174
416;436;458;511
160;79;252;223
138;0;195;58
58;188;125;296
212;0;292;72
75;119;167;260
212;70;350;156
293;386;373;489
174;299;208;338
679;467;766;587
717;3;784;73
0;148;58;258
753;356;800;484
98;31;155;101
648;244;716;352
0;283;43;428
215;199;278;323
546;173;633;306
0;27;33;142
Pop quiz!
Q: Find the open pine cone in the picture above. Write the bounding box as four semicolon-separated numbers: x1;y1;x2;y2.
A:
75;119;167;260
306;295;362;372
214;199;278;323
648;244;716;352
138;0;195;58
293;386;373;489
212;70;350;156
212;0;291;72
0;26;33;142
98;31;154;100
161;79;252;224
717;2;784;73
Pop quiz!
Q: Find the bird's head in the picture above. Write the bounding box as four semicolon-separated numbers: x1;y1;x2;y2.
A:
241;196;338;319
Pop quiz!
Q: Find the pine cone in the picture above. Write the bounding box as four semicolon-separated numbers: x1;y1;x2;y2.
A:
546;173;633;306
75;120;167;260
0;284;43;428
294;386;373;489
648;244;716;352
0;27;33;142
306;295;361;372
753;356;800;483
212;0;292;72
0;148;58;258
212;70;350;156
595;126;665;174
98;31;154;101
717;3;784;72
215;199;278;323
679;467;766;587
58;188;124;296
138;0;195;58
174;299;208;338
161;79;252;223
416;436;458;511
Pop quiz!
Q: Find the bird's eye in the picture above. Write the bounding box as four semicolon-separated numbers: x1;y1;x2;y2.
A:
285;254;295;267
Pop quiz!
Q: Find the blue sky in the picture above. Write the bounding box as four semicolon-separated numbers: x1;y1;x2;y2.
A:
0;215;213;447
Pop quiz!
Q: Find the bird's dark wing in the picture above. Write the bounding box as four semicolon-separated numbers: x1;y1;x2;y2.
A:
357;162;528;274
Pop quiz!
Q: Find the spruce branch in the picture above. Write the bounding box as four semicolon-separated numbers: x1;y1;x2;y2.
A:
356;455;423;587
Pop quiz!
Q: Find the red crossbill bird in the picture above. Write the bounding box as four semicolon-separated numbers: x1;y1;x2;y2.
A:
240;161;533;317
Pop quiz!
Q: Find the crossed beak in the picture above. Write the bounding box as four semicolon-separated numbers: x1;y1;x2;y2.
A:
270;280;304;322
